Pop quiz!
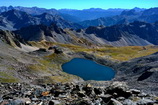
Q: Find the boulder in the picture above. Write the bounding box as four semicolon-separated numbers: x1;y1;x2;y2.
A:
136;98;155;105
130;89;141;95
123;99;137;105
48;46;63;54
82;86;94;97
101;94;113;103
94;88;103;95
77;91;86;98
107;98;123;105
106;82;132;98
49;100;61;105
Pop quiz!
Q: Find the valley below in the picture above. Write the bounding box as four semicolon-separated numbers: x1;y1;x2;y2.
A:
0;37;158;104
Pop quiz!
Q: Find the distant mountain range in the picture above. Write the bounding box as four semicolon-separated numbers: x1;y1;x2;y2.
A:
0;6;157;30
0;9;82;30
0;6;126;22
79;8;158;28
58;8;124;22
0;6;158;46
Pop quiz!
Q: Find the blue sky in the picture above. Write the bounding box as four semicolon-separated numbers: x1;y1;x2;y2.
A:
0;0;158;10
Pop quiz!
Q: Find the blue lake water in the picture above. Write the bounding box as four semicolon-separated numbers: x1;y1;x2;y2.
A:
62;58;115;81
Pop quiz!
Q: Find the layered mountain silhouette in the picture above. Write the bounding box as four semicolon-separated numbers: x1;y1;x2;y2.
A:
0;6;158;46
0;6;59;15
79;8;158;28
58;8;124;22
0;6;125;23
0;9;82;30
0;6;157;30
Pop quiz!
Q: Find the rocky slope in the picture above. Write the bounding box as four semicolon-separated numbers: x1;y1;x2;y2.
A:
0;29;83;84
0;82;157;105
0;29;22;47
115;51;158;95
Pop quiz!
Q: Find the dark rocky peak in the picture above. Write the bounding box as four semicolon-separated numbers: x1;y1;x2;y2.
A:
121;9;137;16
0;9;33;22
76;29;84;32
133;7;145;12
36;12;55;19
85;26;101;34
35;12;81;29
0;6;59;16
129;21;152;28
121;21;158;44
85;25;122;41
141;7;158;17
129;21;147;26
17;24;51;33
84;21;158;43
35;13;58;25
83;8;105;11
0;5;14;13
36;12;64;21
154;21;158;28
15;24;49;41
14;24;66;41
50;23;66;34
85;25;108;34
0;8;82;30
1;9;27;18
8;5;14;10
116;18;128;25
0;9;39;29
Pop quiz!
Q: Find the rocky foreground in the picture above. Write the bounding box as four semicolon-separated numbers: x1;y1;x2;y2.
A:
0;82;158;105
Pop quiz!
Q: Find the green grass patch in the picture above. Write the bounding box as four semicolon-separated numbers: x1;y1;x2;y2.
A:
0;71;19;83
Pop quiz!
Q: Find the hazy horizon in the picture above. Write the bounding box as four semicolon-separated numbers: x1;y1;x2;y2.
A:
0;5;154;11
0;0;157;10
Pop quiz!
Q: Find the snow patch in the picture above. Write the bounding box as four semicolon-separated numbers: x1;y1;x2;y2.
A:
140;25;146;28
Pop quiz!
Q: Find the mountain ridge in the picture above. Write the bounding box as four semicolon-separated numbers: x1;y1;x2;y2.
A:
0;9;82;30
12;21;158;46
79;7;158;28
